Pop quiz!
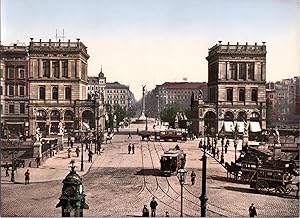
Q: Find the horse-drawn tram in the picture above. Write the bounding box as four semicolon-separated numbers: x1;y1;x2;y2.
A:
160;148;186;176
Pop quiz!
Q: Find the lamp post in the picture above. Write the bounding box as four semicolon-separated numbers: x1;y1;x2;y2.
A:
8;139;17;182
177;168;187;217
234;126;238;163
200;128;208;217
80;134;84;172
220;134;225;164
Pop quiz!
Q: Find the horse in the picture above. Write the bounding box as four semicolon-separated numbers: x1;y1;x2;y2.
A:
225;162;241;180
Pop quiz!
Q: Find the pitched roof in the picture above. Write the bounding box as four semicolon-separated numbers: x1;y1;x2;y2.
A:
106;82;129;89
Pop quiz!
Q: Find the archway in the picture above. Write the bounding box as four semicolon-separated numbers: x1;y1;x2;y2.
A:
223;111;234;135
82;110;95;130
36;110;47;135
50;110;61;133
64;110;74;132
203;111;217;136
237;111;247;134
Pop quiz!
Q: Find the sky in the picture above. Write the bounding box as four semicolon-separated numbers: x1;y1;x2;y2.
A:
1;0;299;100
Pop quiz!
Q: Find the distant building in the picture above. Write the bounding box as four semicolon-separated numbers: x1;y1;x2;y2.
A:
266;77;300;128
146;82;207;118
266;86;276;127
192;41;267;138
87;67;106;100
105;82;132;109
0;44;29;138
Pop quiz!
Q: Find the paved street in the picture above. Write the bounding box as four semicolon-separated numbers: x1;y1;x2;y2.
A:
1;134;299;217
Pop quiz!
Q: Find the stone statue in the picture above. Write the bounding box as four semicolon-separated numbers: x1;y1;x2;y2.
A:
274;127;280;144
35;127;41;142
58;121;64;134
198;90;203;100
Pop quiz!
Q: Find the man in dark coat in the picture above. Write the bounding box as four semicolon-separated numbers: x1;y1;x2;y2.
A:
142;205;149;217
248;203;257;217
150;197;158;217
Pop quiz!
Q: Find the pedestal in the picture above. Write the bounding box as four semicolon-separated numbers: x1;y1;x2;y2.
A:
57;133;64;150
33;141;42;158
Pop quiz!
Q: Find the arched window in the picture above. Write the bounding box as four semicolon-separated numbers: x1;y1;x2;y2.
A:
50;110;60;120
226;89;233;102
65;87;71;100
52;86;58;100
239;89;245;102
39;86;45;100
64;110;74;121
251;89;258;101
37;110;47;120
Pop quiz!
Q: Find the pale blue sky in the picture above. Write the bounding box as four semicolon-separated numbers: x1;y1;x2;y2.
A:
1;0;299;99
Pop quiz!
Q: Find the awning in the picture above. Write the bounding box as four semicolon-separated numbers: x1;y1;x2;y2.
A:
224;121;234;132
82;122;90;130
250;122;261;132
237;122;244;133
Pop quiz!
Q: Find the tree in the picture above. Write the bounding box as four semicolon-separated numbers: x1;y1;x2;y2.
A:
113;104;127;126
160;107;178;128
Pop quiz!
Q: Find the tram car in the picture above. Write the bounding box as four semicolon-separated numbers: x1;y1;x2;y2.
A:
160;148;186;176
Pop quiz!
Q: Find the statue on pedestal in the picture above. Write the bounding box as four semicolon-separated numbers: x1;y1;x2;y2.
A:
35;127;42;142
58;121;64;135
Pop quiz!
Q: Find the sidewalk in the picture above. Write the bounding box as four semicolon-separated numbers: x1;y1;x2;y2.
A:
1;143;100;184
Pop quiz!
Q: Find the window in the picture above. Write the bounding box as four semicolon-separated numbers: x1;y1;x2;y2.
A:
19;86;25;96
8;67;14;79
65;87;71;100
52;86;58;100
251;89;258;101
9;86;14;96
239;63;246;80
0;68;3;78
9;105;14;114
0;86;2;95
39;86;45;100
19;68;25;79
43;60;50;77
52;61;59;78
20;103;25;114
230;63;237;80
239;89;245;102
248;63;254;80
226;89;233;101
62;61;68;77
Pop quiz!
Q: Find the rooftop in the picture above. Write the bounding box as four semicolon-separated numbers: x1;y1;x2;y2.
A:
159;82;207;89
106;82;129;90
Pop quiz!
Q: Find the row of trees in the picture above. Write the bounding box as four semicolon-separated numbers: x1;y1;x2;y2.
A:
159;107;192;129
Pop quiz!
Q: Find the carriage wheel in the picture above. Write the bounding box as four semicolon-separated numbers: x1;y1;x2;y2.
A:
256;180;269;193
275;186;286;197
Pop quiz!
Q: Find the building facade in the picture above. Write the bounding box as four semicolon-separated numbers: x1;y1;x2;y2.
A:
105;82;131;109
0;44;29;138
87;67;106;100
192;41;267;137
28;38;98;136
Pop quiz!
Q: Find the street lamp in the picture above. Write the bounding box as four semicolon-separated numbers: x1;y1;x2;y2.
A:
7;139;17;182
80;133;84;171
200;129;208;217
177;168;187;217
234;126;238;163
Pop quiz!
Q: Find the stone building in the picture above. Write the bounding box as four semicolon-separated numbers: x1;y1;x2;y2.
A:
87;66;106;100
192;41;267;138
0;44;29;138
105;82;132;109
28;38;105;136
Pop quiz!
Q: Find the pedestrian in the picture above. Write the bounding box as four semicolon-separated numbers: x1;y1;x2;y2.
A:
199;139;203;148
142;205;149;217
35;155;41;168
67;148;72;158
226;138;229;147
191;170;196;185
150;197;158;217
248;203;257;217
225;144;228;154
24;169;30;185
212;146;215;158
216;147;220;159
165;211;169;217
128;132;132;139
88;150;93;162
128;143;131;154
85;140;89;152
70;140;74;148
76;146;80;157
5;162;9;177
131;144;135;154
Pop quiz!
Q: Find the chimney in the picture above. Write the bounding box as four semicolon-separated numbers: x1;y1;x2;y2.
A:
39;39;42;46
49;39;51;46
59;39;61;47
68;39;70;47
218;40;222;45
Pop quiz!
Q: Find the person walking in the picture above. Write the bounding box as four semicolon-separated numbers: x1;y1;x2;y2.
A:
191;170;196;185
199;140;203;148
75;146;80;157
67;148;72;158
88;150;93;163
35;155;41;168
142;205;149;217
131;144;135;154
128;143;131;154
5;163;9;177
226;138;230;147
24;169;30;185
216;147;220;159
225;143;228;154
165;211;169;217
70;140;74;148
248;203;257;217
150;197;158;217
